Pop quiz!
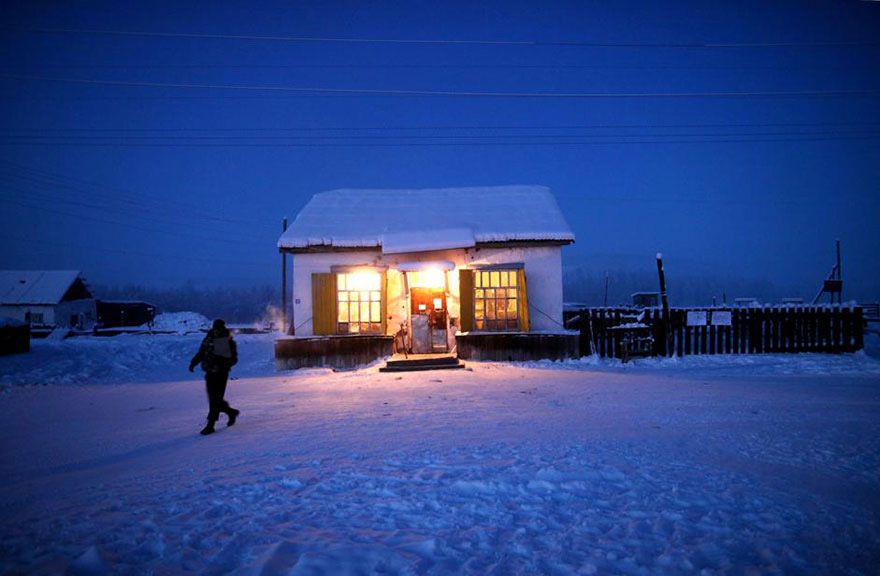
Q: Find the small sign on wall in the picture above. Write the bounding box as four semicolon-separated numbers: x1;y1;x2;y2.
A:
686;311;707;326
711;311;732;326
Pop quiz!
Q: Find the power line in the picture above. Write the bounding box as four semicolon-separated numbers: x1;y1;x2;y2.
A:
0;160;275;229
5;129;880;141
2;121;879;133
0;231;268;269
4;63;877;71
4;74;879;99
7;27;879;48
2;135;877;147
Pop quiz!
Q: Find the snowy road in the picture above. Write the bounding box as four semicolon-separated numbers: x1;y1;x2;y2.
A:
1;336;880;574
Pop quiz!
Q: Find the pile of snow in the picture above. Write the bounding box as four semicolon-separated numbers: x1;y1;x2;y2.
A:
150;312;211;333
0;333;276;387
0;316;25;328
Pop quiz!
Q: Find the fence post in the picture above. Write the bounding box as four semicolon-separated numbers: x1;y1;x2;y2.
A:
842;306;853;352
854;307;864;351
831;306;841;352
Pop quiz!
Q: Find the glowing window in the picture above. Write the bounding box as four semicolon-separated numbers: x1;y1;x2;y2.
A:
474;269;519;331
337;272;381;334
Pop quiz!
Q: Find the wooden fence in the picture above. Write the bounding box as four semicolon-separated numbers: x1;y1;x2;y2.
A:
565;306;865;358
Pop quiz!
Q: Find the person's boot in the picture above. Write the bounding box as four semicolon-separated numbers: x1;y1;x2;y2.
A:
226;409;240;427
200;421;215;435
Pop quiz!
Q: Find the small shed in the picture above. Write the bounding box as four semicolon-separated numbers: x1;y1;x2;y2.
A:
276;186;578;369
0;317;29;355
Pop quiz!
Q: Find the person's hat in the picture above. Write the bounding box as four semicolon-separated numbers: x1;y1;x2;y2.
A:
213;318;226;331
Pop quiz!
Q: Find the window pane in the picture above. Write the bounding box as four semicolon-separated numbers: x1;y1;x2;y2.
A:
509;271;517;286
508;288;517;299
507;298;518;315
370;301;380;322
475;272;481;288
487;305;496;319
350;301;359;322
370;291;380;302
496;299;506;319
481;271;489;287
490;271;500;287
338;322;349;333
339;291;348;302
361;301;370;322
500;272;508;287
338;274;346;291
370;322;380;333
475;289;484;299
350;322;360;333
475;319;484;330
486;289;495;299
339;303;349;322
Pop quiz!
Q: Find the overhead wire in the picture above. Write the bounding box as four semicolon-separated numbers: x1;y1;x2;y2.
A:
7;27;879;48
3;74;879;98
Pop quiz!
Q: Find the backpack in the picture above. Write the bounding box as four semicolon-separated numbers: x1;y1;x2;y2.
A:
213;335;233;359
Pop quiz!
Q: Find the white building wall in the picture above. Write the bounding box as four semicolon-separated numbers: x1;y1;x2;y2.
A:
0;304;56;325
291;244;564;337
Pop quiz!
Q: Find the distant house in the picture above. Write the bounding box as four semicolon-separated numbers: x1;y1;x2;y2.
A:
0;270;94;330
276;186;578;369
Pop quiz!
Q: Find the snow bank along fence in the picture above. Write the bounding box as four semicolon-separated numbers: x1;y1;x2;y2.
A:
565;306;865;358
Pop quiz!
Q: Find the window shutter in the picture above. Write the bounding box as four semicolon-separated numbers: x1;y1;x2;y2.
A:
459;269;474;332
517;269;530;332
380;271;388;334
311;273;336;335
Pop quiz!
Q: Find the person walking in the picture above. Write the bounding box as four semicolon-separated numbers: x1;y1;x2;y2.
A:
189;319;240;435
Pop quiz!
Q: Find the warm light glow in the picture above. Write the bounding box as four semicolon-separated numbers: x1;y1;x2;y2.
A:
409;268;446;288
340;271;381;292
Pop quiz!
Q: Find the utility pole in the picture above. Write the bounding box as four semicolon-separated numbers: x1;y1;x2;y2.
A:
656;253;671;356
836;238;842;304
281;217;288;332
603;272;609;307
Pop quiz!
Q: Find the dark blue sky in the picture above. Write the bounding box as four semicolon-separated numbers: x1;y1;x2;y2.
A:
1;0;878;303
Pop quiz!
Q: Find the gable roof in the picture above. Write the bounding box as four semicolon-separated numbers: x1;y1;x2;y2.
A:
278;185;575;253
0;270;86;305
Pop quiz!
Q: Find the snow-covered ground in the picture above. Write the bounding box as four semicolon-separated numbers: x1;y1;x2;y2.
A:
1;334;880;574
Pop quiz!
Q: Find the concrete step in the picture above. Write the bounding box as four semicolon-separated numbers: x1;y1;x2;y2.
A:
379;362;465;373
379;356;466;372
384;355;460;368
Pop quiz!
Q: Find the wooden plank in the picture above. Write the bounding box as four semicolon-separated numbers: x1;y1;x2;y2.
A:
754;307;763;354
724;313;732;354
842;307;853;352
709;322;716;355
699;318;708;355
832;306;842;352
675;309;685;357
854;307;865;351
732;309;740;354
763;306;772;353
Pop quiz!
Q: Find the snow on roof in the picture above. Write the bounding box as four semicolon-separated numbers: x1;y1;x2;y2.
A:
278;186;575;253
0;270;83;305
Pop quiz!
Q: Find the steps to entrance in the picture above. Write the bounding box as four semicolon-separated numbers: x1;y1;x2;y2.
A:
379;355;465;372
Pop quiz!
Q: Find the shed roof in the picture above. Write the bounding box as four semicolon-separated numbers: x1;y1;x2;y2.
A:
278;185;575;253
0;270;84;305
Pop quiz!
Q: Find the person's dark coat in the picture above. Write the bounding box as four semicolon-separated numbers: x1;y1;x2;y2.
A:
189;327;238;374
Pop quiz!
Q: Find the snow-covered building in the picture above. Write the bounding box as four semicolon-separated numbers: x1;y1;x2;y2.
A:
276;186;578;369
0;270;94;330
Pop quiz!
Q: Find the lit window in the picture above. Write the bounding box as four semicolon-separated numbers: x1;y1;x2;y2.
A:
474;269;518;331
409;269;446;288
337;272;381;334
